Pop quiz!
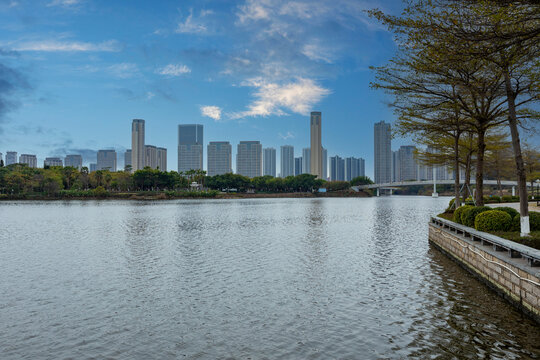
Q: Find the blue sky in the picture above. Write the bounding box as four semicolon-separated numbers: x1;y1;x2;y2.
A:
0;0;407;177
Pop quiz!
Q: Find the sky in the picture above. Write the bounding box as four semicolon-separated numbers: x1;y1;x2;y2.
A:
0;0;408;177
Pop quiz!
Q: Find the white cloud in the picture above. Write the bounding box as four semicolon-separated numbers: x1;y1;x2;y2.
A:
176;9;208;34
47;0;82;7
146;92;155;100
200;105;222;121
279;131;295;140
14;39;120;52
230;77;330;118
108;63;139;79
302;43;334;63
157;64;191;76
237;0;271;24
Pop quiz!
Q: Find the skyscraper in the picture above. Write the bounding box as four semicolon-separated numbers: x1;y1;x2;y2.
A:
237;141;262;178
144;145;157;169
6;151;17;165
322;147;327;180
131;119;145;172
374;121;392;184
294;157;302;176
330;155;345;181
0;152;2;166
280;145;294;178
345;157;365;181
157;147;167;171
310;111;323;178
97;150;117;171
398;145;418;181
65;154;83;170
89;163;97;172
44;157;63;167
124;150;132;170
208;141;232;176
178;124;203;173
19;154;37;168
263;147;276;177
392;150;400;182
302;148;311;174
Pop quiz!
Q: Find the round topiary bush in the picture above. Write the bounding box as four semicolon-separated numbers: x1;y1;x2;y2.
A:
453;205;473;224
511;211;540;232
494;206;519;219
475;210;512;232
462;206;492;228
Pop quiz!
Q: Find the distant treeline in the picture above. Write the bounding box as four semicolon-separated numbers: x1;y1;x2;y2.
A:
0;164;373;196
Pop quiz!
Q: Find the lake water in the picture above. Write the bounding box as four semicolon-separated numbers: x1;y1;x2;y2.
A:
1;197;539;359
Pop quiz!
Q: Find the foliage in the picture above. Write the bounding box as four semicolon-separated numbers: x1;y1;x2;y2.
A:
494;206;519;219
324;181;350;192
453;205;473;224
511;212;540;232
350;176;373;186
461;206;492;228
475;210;512;232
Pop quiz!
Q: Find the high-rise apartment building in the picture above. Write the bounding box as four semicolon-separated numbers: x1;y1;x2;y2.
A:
392;150;399;182
44;157;63;167
124;150;132;170
157;147;167;171
322;148;327;180
302;148;311;174
0;152;2;166
280;145;294;178
97;150;117;171
208;142;232;176
374;121;392;184
19;154;37;168
398;145;418;181
294;157;302;176
263;147;276;177
330;155;345;181
131;119;145;172
144;145;157;169
178;124;203;172
89;163;97;172
65;155;83;170
6;151;17;165
310;111;323;178
237;141;262;178
345;157;365;181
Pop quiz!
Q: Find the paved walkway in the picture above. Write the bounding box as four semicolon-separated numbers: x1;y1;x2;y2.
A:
489;202;540;213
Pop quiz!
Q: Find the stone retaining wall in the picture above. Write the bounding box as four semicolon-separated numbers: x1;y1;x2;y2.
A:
428;222;540;324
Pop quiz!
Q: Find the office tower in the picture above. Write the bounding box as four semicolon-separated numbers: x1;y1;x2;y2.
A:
89;163;97;172
302;148;311;174
157;147;167;171
144;145;157;169
19;154;37;168
294;157;302;176
44;157;63;167
124;150;132;170
374;121;392;184
178;124;203;172
237;141;262;178
322;147;327;180
6;151;17;165
65;155;83;170
97;150;117;171
280;145;294;178
330;155;345;181
263;147;276;177
131;119;145;172
208;142;232;176
310;111;323;178
392;150;399;182
398;145;418;181
345;157;365;181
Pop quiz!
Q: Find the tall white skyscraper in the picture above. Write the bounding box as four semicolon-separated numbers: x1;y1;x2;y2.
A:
208;141;232;176
310;111;323;178
302;148;311;174
6;151;17;165
237;141;262;178
97;150;117;171
280;145;294;178
374;121;392;184
131;119;145;172
178;124;203;173
19;154;37;168
65;154;83;170
263;147;276;177
157;147;167;171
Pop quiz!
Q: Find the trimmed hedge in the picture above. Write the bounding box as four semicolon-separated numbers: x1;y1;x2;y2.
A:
494;206;519;219
453;205;473;224
462;206;492;228
511;211;540;232
475;210;512;232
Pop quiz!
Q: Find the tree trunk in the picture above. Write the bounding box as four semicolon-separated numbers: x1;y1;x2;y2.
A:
463;152;472;203
475;128;486;206
454;134;461;208
503;69;529;235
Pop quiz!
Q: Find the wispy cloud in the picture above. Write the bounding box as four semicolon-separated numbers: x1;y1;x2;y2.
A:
230;77;330;119
47;0;82;7
200;105;222;121
279;131;294;140
157;63;191;76
107;63;139;79
14;39;121;52
176;9;209;34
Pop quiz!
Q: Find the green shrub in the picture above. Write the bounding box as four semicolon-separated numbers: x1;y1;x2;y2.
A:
93;186;108;198
475;210;512;232
494;206;519;219
502;195;513;202
511;211;540;232
453;205;473;224
462;206;492;227
485;195;501;203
